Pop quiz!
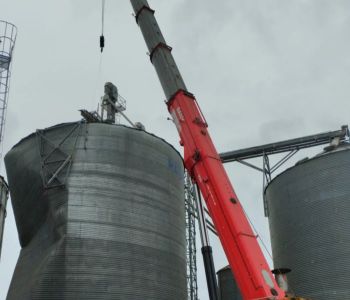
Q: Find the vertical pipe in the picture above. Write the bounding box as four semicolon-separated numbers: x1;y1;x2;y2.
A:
195;185;219;300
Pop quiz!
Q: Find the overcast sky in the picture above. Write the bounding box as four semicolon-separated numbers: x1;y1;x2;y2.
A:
1;0;350;299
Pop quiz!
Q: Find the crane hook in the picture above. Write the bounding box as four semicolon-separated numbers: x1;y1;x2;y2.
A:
100;0;106;52
100;35;105;52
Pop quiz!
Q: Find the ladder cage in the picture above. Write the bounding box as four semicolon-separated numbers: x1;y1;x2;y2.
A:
0;21;17;148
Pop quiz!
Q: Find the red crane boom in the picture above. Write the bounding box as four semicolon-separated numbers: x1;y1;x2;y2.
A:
129;1;300;299
167;91;284;299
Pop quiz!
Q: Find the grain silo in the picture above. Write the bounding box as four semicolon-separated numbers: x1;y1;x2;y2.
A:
5;122;187;300
266;142;350;299
217;266;242;300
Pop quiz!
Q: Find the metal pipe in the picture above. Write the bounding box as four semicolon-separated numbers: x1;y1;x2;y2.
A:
220;125;349;163
195;185;219;300
195;185;210;248
272;268;291;294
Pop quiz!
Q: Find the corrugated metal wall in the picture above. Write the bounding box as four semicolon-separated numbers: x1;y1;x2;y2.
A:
5;122;187;300
217;266;242;300
0;176;9;260
266;144;350;299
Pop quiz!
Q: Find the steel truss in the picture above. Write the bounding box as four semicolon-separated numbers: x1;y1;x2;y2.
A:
184;172;199;300
220;125;349;216
36;123;82;189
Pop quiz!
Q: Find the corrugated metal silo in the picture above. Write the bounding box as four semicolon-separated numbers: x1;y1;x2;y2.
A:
5;122;187;300
0;176;9;260
217;266;242;300
266;143;350;299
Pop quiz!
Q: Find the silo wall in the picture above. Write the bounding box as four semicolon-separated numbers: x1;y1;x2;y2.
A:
266;144;350;299
217;266;242;300
5;122;187;300
0;176;9;260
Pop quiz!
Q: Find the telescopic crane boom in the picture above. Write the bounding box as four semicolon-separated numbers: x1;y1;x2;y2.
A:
129;1;301;299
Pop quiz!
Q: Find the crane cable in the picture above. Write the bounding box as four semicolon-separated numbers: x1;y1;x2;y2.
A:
92;0;106;107
100;0;106;52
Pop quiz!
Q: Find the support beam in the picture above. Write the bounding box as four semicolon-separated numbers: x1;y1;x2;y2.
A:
220;125;349;163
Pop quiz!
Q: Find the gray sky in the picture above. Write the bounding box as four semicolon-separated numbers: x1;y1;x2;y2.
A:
1;0;350;299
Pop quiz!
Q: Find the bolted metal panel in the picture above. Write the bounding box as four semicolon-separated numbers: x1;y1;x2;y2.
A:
0;176;9;260
5;122;187;300
266;144;350;300
217;266;242;300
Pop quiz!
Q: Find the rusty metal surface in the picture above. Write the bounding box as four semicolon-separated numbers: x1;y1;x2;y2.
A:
267;143;350;300
5;122;186;300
